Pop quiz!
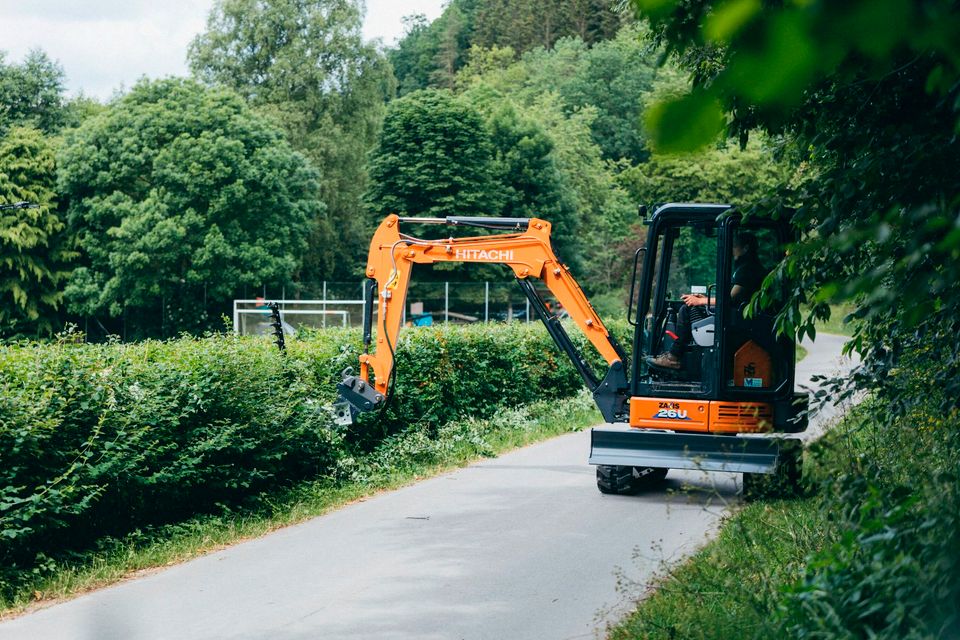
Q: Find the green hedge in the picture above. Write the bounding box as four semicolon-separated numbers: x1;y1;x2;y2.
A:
0;322;596;586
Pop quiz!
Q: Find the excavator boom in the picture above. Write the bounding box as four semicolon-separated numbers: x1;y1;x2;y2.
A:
335;214;630;424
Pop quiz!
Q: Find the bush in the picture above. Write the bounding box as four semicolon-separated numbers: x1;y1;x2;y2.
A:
0;321;593;593
610;354;960;640
778;400;960;639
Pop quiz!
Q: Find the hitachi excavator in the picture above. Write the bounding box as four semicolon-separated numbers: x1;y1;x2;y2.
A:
335;204;808;494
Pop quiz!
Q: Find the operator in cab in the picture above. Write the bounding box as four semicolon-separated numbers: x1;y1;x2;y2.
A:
646;232;765;371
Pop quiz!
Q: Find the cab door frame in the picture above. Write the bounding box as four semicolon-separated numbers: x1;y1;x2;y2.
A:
717;214;797;404
630;203;733;400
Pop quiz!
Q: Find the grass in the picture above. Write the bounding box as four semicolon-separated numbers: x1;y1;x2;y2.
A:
815;302;857;337
608;391;960;640
609;498;830;640
607;429;846;640
0;391;600;619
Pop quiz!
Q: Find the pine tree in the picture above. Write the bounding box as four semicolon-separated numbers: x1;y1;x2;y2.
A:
0;126;74;336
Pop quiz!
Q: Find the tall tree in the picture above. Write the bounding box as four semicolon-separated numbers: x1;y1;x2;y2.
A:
0;126;73;336
389;14;440;96
483;101;580;269
0;50;67;134
472;0;621;52
390;0;622;96
367;89;499;220
457;26;661;162
189;0;394;286
431;4;467;89
59;78;320;338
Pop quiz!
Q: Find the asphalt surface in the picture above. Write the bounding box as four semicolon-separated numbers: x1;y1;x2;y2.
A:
0;334;854;640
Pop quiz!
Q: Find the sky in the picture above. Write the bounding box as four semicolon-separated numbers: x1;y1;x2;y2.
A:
0;0;445;100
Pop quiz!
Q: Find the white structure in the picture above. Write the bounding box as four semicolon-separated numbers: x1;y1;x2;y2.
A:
232;299;361;335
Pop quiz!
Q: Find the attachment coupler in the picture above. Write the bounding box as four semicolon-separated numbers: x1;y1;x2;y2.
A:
333;368;384;425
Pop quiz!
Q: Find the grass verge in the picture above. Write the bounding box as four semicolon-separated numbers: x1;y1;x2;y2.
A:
609;495;829;640
609;396;960;640
0;391;600;619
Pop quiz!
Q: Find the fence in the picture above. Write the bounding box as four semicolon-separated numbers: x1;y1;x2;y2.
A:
233;281;559;335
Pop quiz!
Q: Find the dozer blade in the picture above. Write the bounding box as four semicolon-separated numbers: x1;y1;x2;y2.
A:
589;427;783;474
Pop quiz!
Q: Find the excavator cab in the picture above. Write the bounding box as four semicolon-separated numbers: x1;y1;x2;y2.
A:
334;204;809;496
590;204;807;494
633;205;795;397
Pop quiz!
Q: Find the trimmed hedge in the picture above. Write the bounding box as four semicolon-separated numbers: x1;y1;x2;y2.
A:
0;322;594;587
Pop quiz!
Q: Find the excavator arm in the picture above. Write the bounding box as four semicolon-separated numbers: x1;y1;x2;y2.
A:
334;214;630;424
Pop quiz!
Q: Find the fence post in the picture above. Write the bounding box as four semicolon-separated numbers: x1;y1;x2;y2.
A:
322;281;327;328
445;281;449;323
233;300;239;334
485;282;490;323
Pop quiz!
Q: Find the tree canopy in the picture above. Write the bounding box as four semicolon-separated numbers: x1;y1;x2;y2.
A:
367;89;500;220
457;26;660;162
58;78;321;337
633;1;960;337
0;50;67;135
390;0;623;96
189;0;395;285
0;126;73;336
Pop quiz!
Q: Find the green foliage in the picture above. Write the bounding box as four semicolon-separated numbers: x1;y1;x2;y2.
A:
612;358;960;640
0;332;345;595
390;14;444;96
366;89;500;219
0;50;67;134
390;0;623;96
617;138;791;208
60;95;106;131
781;418;960;638
610;499;830;640
0;322;587;597
483;100;580;270
644;91;724;154
458;27;661;163
471;0;622;56
454;37;647;292
1;391;599;613
57;78;319;338
0;126;74;337
518;95;636;293
189;0;395;284
631;0;960;413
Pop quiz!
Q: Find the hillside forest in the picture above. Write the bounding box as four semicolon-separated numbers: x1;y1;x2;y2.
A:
0;0;789;340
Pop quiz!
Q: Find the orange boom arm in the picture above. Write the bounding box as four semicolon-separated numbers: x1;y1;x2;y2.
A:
335;215;630;424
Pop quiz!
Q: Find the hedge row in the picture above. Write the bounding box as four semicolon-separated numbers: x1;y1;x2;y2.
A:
0;322;596;584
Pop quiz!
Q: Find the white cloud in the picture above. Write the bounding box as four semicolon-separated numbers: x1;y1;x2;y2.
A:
363;0;444;45
0;0;444;101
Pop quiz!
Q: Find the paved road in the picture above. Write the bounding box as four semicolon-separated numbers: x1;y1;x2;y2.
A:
0;335;854;640
795;332;857;441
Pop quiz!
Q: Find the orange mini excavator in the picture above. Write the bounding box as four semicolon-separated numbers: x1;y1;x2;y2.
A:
335;205;809;494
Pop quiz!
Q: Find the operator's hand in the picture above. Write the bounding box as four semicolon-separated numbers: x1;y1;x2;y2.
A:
682;293;708;307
